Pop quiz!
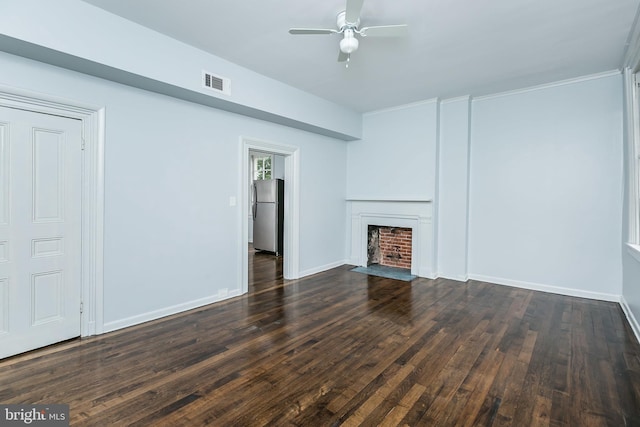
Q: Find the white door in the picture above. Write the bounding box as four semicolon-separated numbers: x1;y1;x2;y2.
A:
0;106;82;359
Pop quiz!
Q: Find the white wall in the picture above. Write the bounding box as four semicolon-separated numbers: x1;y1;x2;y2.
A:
299;147;348;276
437;97;471;281
347;101;439;200
345;101;439;278
273;154;285;179
345;72;625;301
469;74;624;299
0;51;348;330
0;0;361;140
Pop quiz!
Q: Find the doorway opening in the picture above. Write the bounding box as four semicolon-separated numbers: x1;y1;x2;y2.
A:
249;151;284;256
240;138;299;294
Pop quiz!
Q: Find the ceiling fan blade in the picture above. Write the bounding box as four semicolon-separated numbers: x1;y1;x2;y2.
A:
289;28;337;35
345;0;364;24
359;24;408;37
338;50;349;62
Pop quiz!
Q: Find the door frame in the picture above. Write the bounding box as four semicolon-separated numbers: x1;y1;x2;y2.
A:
0;85;105;337
240;137;300;293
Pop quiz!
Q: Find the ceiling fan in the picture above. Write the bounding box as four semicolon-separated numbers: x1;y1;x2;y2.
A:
289;0;408;66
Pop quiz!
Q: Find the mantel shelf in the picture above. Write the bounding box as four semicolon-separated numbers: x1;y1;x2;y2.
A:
346;197;432;203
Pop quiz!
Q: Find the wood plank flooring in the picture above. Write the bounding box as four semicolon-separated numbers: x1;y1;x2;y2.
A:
1;247;639;426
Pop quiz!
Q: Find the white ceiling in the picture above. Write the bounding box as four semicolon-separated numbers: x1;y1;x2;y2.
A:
82;0;639;112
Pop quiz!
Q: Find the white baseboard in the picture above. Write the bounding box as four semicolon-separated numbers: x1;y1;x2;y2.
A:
103;289;242;333
468;274;620;302
621;295;640;344
299;259;349;278
435;273;469;283
418;268;436;279
100;267;636;344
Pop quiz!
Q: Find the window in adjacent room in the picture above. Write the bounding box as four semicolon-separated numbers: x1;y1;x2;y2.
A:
253;155;272;181
250;153;273;212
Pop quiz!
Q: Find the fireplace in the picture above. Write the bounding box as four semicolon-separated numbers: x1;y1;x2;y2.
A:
367;226;412;270
348;200;434;278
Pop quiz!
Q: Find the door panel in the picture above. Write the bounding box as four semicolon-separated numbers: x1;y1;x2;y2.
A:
32;128;65;222
0;278;7;334
253;203;276;252
255;179;277;203
0;122;8;226
0;106;82;359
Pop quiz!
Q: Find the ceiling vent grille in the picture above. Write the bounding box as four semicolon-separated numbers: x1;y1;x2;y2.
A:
202;70;231;96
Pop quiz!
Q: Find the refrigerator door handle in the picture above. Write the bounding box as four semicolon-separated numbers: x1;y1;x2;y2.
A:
252;184;257;219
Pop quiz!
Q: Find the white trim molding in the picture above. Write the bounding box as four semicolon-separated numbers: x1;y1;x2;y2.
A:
240;137;300;294
473;70;621;102
363;98;438;116
346;197;432;202
436;273;469;283
469;274;620;303
0;84;105;336
431;100;441;280
624;69;640;245
103;289;242;333
621;295;640;344
299;260;349;278
628;243;640;263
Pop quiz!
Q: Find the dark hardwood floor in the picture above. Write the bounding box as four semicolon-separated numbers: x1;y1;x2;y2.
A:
1;246;639;426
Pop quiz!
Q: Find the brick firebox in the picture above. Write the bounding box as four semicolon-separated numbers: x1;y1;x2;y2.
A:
367;226;412;269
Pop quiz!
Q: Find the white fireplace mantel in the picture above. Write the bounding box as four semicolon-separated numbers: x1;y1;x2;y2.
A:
346;196;432;202
347;199;434;278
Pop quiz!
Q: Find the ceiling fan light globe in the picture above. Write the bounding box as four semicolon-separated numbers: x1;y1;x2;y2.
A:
340;34;359;53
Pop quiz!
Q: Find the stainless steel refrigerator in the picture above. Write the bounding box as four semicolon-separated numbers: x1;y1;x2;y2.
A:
252;179;284;255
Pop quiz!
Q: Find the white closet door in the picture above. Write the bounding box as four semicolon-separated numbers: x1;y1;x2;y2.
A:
0;106;82;359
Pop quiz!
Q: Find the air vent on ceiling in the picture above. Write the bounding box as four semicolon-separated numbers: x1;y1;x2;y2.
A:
202;70;231;96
